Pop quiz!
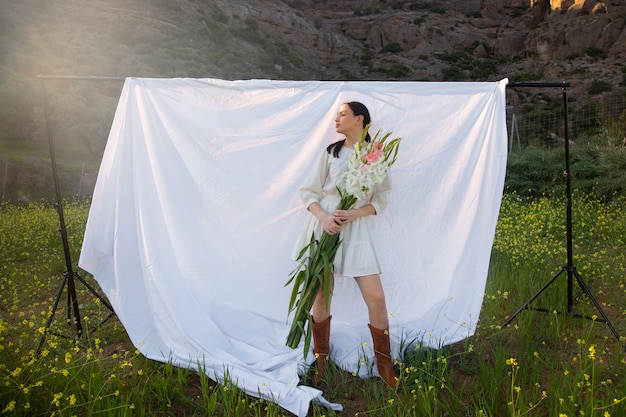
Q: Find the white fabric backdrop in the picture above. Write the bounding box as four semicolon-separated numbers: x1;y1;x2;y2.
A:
79;77;508;416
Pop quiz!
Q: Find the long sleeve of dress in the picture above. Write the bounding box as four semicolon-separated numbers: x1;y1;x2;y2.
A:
299;150;329;210
368;172;392;215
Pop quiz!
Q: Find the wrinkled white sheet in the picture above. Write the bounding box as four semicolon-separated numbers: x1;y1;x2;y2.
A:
79;77;508;416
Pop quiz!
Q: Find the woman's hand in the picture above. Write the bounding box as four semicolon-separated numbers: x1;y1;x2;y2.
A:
308;202;342;235
321;213;342;235
333;209;359;225
334;205;376;225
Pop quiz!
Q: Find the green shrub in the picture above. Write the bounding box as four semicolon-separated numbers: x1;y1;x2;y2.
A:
588;80;612;96
597;90;626;121
585;47;608;59
440;49;498;80
413;15;427;25
430;6;446;14
359;49;374;66
465;41;492;55
440;50;466;63
469;58;497;79
210;5;229;24
386;64;410;78
354;8;380;16
571;101;601;137
505;145;626;201
511;7;528;18
505;147;563;197
244;18;258;31
382;41;403;53
442;65;465;81
231;26;263;45
512;72;543;82
409;2;430;10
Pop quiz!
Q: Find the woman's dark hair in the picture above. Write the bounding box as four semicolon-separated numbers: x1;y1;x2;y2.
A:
326;101;371;157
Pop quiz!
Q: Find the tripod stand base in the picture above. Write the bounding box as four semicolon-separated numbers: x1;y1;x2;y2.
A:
37;271;116;354
502;265;624;352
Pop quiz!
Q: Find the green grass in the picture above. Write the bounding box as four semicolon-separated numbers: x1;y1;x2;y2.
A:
0;135;102;204
1;194;626;416
0;135;103;171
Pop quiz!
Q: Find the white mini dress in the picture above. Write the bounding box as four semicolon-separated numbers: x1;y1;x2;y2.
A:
291;144;391;277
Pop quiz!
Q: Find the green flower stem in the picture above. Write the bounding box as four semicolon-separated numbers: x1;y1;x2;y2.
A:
286;193;357;357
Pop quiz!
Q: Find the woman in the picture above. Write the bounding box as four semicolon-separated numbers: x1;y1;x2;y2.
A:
292;101;398;387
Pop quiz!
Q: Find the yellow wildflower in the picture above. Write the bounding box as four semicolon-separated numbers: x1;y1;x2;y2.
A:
2;401;16;413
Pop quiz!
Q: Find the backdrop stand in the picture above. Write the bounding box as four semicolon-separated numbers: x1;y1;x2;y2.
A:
502;82;623;350
36;77;121;354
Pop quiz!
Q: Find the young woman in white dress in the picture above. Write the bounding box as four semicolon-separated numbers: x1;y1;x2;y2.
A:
292;101;398;387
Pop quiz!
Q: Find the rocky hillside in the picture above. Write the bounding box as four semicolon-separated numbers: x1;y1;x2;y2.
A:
2;0;626;113
238;0;626;93
2;1;626;88
1;0;626;201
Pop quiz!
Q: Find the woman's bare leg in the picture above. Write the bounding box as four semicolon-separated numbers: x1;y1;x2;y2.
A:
311;273;334;323
354;274;389;329
356;274;398;386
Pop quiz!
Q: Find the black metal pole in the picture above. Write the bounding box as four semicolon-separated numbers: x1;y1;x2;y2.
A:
508;81;570;88
36;76;119;355
502;81;623;350
37;75;127;82
561;87;576;313
40;80;83;344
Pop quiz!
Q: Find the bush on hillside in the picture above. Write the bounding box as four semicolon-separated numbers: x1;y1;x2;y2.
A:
505;145;626;202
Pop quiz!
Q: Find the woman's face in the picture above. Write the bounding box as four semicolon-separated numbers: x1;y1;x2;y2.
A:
335;103;363;135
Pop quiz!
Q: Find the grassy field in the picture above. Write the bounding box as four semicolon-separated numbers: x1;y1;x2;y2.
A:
1;194;625;416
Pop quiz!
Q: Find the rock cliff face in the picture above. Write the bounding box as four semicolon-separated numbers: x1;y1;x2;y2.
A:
4;0;625;103
2;0;625;203
213;0;626;100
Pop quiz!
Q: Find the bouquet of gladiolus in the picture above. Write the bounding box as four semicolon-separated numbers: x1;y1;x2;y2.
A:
286;126;401;357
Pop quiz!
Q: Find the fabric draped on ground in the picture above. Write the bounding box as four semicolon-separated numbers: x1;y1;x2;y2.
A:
79;78;508;416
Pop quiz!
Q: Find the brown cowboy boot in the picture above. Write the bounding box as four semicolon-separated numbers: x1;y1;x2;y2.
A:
311;315;331;380
368;324;399;387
